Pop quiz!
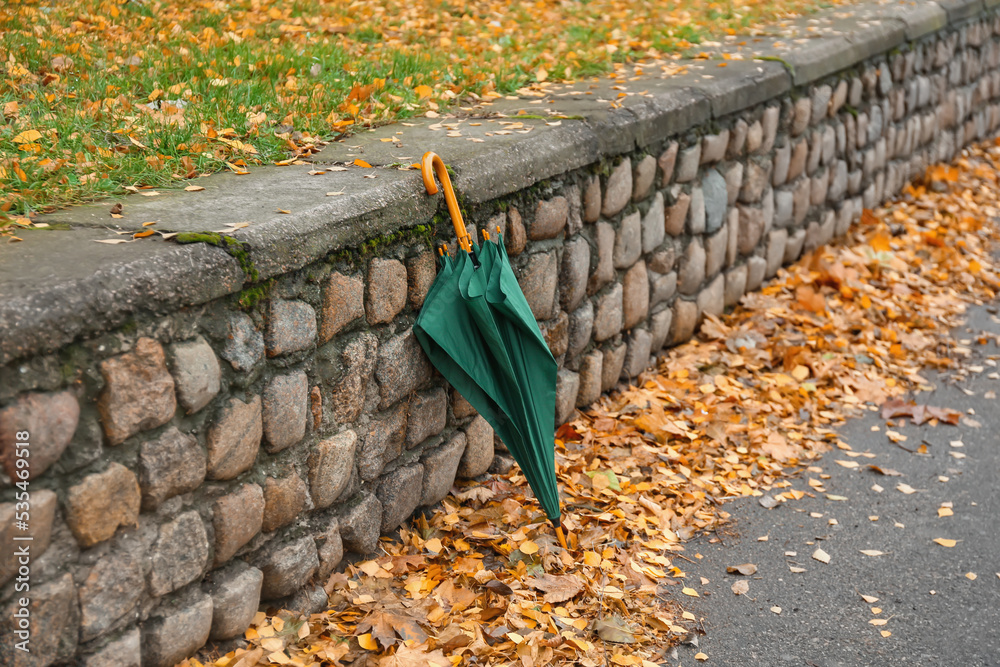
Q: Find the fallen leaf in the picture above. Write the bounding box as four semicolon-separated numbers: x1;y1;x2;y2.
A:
869;619;888;626
528;574;584;603
932;538;958;548
896;483;917;494
694;653;708;662
592;617;636;644
966;572;977;580
861;594;879;603
770;606;782;614
812;548;830;564
868;465;903;476
184;185;205;192
326;191;346;196
726;563;757;576
94;239;132;244
880;630;892;637
731;580;749;595
518;540;539;555
354;158;373;168
789;566;806;573
681;587;699;597
860;550;886;557
938;506;953;517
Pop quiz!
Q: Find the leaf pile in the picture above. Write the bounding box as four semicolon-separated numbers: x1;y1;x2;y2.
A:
1;0;837;219
178;144;1000;667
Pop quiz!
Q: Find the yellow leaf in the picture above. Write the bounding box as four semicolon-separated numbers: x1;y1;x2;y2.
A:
414;84;433;98
353;158;373;168
519;540;539;555
694;652;708;661
869;619;888;626
932;538;958;548
681;587;699;597
358;633;378;650
880;630;892;637
583;551;601;566
966;572;977;580
13;129;42;144
938;507;953;517
424;537;443;553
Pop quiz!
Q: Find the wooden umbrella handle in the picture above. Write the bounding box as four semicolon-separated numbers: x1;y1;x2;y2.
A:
421;151;471;253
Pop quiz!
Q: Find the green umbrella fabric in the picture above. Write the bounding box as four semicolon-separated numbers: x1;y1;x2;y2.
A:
413;236;561;524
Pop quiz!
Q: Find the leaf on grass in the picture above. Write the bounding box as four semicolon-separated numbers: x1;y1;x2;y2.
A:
932;538;958;548
731;580;749;595
528;574;584;603
726;563;757;576
812;548;830;564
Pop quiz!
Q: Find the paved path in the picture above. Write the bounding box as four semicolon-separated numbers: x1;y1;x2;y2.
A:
668;304;1000;666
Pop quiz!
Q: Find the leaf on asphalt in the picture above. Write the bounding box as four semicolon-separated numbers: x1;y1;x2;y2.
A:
354;158;373;168
861;594;879;603
726;563;757;576
868;465;903;476
592;617;636;644
881;630;892;637
932;538;958;548
731;580;749;595
758;494;779;509
527;574;584;603
789;566;806;573
938;506;954;517
812;548;831;564
859;550;886;557
869;619;888;626
770;606;782;614
835;460;859;468
681;587;699;597
694;653;708;662
896;483;917;494
326;191;346;196
966;572;977;580
880;399;962;425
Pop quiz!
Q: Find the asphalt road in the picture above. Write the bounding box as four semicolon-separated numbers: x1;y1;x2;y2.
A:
668;303;1000;666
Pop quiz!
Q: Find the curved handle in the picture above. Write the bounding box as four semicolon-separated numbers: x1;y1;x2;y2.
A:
421;151;471;253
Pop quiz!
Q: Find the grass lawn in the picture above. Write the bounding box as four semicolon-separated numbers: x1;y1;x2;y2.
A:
1;0;831;231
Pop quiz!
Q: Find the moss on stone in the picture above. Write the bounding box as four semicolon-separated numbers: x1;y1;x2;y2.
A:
174;232;260;283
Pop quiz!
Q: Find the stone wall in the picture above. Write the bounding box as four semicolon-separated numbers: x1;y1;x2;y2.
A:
4;2;1000;665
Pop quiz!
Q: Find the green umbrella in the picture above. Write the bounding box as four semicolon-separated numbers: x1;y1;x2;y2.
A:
414;152;567;548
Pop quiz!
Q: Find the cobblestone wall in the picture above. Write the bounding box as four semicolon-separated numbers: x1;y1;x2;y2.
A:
4;10;1000;666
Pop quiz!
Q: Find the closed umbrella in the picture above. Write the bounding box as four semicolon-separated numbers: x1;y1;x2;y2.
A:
413;151;567;549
